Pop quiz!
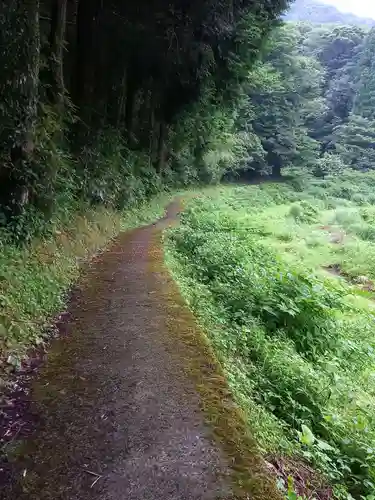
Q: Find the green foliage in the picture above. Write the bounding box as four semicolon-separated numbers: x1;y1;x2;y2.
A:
171;202;344;362
0;191;176;359
78;129;163;208
169;87;253;185
289;201;319;224
335;115;375;171
0;0;291;241
166;177;375;498
353;28;375;120
312;153;345;177
238;25;322;177
289;204;303;219
267;20;375;177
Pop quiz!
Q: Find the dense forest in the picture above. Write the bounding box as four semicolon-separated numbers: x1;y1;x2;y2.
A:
246;20;375;177
2;1;375;244
0;0;289;243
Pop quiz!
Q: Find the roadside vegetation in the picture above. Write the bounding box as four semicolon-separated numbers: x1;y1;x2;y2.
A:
3;1;375;367
0;192;177;366
0;0;287;362
165;172;375;499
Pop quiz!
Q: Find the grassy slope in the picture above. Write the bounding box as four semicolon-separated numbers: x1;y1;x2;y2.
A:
164;173;375;499
0;192;180;368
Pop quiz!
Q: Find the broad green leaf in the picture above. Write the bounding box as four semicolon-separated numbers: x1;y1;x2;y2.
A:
299;424;315;446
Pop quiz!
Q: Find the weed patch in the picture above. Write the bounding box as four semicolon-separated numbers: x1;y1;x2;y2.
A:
165;175;375;498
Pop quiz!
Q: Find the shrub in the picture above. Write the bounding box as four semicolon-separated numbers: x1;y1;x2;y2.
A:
289;201;319;224
289;203;303;219
356;223;375;241
287;175;307;192
351;192;368;205
333;208;362;228
305;233;325;247
171;208;344;359
242;325;328;430
312;153;345;178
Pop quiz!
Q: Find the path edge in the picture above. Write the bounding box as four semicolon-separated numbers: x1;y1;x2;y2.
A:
149;208;283;500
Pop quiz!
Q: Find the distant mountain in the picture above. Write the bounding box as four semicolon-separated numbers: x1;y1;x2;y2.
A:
285;0;375;26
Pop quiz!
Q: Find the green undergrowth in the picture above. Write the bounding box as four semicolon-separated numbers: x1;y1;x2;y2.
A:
164;172;375;499
0;192;180;368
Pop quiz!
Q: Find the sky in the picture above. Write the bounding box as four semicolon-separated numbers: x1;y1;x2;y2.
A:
320;0;375;18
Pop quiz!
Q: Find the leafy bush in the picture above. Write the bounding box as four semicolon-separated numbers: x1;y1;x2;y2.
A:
305;232;325;248
354;223;375;241
312;153;345;178
242;325;328;430
286;174;308;192
166;181;375;498
171;211;344;362
289;201;319;224
332;208;362;228
351;192;368;205
289;203;303;219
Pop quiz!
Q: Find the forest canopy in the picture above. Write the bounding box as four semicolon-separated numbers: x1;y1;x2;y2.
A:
0;0;289;241
2;1;375;243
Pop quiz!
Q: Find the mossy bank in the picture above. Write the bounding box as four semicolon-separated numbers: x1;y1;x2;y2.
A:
0;193;176;370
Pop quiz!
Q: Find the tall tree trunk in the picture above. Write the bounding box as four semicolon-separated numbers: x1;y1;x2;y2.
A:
149;87;157;162
92;2;108;124
271;163;282;178
116;68;127;127
125;73;137;142
8;0;40;216
48;0;67;110
74;0;95;114
156;121;167;173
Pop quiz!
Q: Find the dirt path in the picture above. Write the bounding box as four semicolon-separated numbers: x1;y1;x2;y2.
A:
2;201;234;500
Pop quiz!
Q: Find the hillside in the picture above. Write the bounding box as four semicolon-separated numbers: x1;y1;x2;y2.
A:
285;0;375;25
166;172;375;499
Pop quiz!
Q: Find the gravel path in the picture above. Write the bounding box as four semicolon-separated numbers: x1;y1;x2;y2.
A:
2;201;231;500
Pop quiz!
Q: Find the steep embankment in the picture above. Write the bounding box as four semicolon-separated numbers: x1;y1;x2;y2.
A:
165;176;375;499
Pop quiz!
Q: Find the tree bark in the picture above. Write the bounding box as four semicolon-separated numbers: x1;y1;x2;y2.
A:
74;0;96;112
48;0;67;109
149;87;157;161
272;163;282;178
12;2;40;161
116;69;127;127
156;121;167;173
125;72;137;141
8;0;40;217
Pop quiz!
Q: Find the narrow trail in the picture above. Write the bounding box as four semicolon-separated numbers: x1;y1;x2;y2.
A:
2;201;232;500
